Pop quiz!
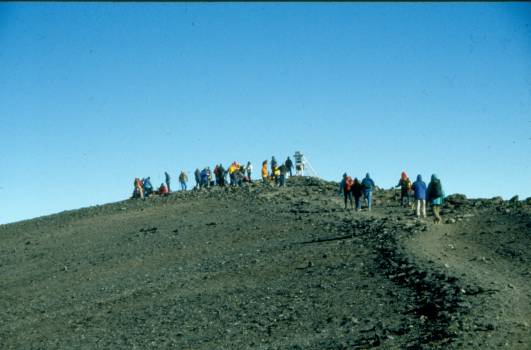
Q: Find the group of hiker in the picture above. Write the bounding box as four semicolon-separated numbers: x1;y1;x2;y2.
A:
339;173;376;211
394;171;445;223
261;156;294;187
339;171;445;223
193;161;252;189
131;156;296;199
131;157;446;224
133;172;170;199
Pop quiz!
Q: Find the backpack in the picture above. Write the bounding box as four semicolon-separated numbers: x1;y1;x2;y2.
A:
345;177;353;192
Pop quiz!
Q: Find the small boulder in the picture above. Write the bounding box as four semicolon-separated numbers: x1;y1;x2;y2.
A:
446;194;468;206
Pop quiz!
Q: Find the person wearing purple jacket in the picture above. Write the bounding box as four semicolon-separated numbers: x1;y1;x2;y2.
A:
412;174;427;218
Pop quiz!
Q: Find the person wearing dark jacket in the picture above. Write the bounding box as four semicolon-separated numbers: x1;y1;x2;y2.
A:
352;178;363;211
426;174;444;224
361;173;375;211
194;169;200;189
412;174;427;218
285;157;294;177
165;171;171;192
271;156;277;174
217;164;226;187
338;173;354;210
279;164;287;187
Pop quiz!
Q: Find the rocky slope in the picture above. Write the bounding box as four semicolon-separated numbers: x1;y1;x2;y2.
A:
0;177;529;349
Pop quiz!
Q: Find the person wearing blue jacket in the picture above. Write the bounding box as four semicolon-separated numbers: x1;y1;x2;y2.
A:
412;174;427;218
142;177;153;197
200;168;209;189
426;174;445;224
361;173;375;211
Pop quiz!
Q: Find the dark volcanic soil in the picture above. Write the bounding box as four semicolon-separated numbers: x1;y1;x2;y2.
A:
0;177;529;349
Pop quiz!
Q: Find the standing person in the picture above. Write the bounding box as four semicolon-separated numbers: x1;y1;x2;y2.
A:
273;165;281;186
164;171;171;192
143;177;153;197
279;164;287;187
412;174;427;218
285;156;294;177
427;174;445;224
218;164;226;187
261;160;269;184
352;178;363;211
246;161;253;182
237;165;246;186
132;177;144;199
200;168;209;188
214;165;220;186
194;168;200;189
338;173;353;209
361;173;375;211
179;171;188;191
228;162;237;186
271;156;277;174
395;171;412;207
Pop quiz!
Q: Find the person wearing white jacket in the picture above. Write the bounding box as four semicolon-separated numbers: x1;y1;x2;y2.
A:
246;161;253;182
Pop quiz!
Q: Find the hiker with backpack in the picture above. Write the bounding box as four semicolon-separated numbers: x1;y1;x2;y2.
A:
339;173;354;210
395;171;412;207
179;171;188;191
412;174;427;218
361;173;375;211
352;177;363;211
427;174;445;224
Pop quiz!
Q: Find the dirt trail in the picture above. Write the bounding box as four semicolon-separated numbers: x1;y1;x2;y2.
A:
404;210;531;349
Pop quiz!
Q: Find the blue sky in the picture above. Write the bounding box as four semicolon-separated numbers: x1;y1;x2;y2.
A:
1;3;530;224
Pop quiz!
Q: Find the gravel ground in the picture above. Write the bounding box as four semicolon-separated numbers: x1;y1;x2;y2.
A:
0;177;529;349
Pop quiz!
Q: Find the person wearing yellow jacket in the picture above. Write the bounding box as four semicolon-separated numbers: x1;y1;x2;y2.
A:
273;166;281;186
261;160;269;184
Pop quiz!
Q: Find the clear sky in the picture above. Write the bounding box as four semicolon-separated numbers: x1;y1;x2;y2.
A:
1;3;530;224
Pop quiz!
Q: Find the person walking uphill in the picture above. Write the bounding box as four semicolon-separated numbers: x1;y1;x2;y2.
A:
352;178;363;211
361;173;375;211
339;173;354;209
395;172;412;207
412;174;427;218
165;171;171;193
427;174;445;224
